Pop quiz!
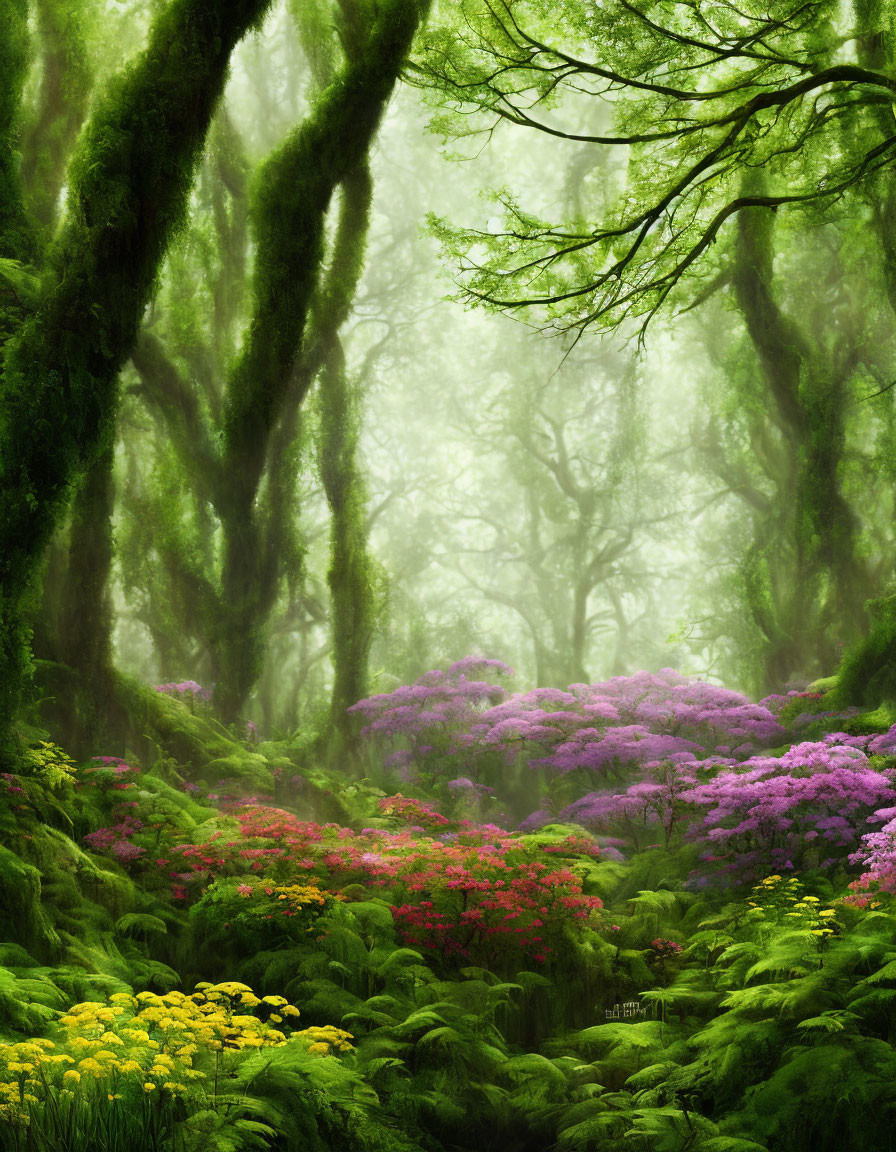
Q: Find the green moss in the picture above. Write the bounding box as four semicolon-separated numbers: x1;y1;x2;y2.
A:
834;594;896;707
0;844;60;960
0;0;35;265
113;674;274;787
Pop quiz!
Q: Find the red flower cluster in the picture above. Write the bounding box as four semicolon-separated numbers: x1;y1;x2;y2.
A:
391;850;602;965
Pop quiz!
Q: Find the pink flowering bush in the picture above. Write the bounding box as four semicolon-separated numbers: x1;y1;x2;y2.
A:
82;756;141;792
650;937;683;957
554;737;896;881
377;793;451;830
151;793;606;967
83;815;147;863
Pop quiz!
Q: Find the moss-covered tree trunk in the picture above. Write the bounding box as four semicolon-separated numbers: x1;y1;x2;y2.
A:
0;0;276;751
35;441;123;757
831;0;896;705
208;0;428;725
733;194;870;691
128;2;429;732
21;0;94;235
213;1;428;724
319;334;377;747
0;0;36;268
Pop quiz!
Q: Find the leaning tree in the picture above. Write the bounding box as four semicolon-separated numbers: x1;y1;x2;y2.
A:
0;0;290;753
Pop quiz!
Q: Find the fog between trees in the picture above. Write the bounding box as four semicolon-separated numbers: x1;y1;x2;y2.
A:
2;0;895;744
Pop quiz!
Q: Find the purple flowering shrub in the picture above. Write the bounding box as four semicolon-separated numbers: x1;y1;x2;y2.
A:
555;736;896;881
348;657;514;770
352;660;896;886
354;666;785;772
838;720;896;904
554;753;709;850
353;663;789;824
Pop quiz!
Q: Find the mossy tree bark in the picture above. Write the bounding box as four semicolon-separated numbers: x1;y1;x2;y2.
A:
213;0;428;725
36;441;121;757
318;326;378;749
21;0;94;237
133;0;429;728
0;0;36;267
730;189;872;691
0;0;277;750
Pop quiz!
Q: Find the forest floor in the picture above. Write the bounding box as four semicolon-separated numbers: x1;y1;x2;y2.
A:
1;666;895;1152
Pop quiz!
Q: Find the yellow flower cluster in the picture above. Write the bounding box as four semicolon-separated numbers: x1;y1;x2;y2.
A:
273;882;330;913
0;981;328;1128
747;875;839;937
0;1039;55;1127
294;1025;354;1055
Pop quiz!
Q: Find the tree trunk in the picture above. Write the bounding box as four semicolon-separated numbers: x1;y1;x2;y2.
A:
35;443;123;756
319;337;377;748
211;5;428;723
0;0;276;747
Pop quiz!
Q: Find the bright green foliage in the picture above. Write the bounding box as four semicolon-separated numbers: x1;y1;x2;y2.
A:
415;0;896;698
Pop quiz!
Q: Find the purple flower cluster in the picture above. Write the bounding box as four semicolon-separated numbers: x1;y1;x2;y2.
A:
348;659;514;745
352;661;896;887
447;777;494;796
557;753;707;847
154;680;212;702
354;665;785;783
835;722;896;897
555;737;896;879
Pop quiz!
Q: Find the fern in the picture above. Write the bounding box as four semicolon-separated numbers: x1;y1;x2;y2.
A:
114;913;168;937
796;1010;861;1035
